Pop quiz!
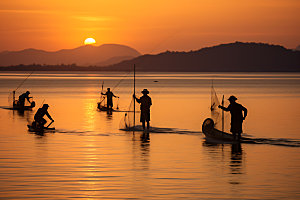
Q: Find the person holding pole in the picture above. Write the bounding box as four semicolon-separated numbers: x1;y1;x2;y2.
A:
218;96;247;141
134;89;152;138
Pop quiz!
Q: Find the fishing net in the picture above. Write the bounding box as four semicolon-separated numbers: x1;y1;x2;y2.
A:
97;81;120;111
119;95;140;131
210;85;230;132
211;85;221;130
8;91;14;107
97;95;107;110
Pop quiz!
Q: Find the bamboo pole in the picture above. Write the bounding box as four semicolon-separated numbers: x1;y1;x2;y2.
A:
133;64;136;130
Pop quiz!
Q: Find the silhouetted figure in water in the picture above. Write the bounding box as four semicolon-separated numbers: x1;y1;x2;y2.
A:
134;89;152;139
33;104;54;127
18;91;32;109
101;88;118;113
218;96;247;141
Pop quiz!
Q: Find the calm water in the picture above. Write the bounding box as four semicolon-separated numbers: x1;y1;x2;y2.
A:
0;72;299;199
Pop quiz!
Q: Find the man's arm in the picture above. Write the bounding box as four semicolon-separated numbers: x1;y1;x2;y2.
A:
133;95;141;103
242;106;247;120
26;96;32;102
46;111;54;121
218;105;230;111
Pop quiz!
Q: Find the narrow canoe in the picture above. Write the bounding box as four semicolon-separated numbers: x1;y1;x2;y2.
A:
202;118;237;143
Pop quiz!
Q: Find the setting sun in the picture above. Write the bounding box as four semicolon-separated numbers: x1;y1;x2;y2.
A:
84;38;96;45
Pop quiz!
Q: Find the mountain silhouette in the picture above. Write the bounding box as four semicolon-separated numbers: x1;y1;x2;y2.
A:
0;44;140;66
107;42;300;72
1;42;299;72
296;45;300;51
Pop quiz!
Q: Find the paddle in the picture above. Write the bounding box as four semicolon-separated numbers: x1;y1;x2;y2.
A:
46;120;54;128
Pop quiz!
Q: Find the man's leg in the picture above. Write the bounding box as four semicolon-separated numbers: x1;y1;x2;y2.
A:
146;121;150;139
41;118;47;126
142;121;146;130
237;133;241;141
233;132;237;141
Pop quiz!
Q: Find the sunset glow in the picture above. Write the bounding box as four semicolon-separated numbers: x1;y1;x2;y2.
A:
84;38;96;45
0;0;299;53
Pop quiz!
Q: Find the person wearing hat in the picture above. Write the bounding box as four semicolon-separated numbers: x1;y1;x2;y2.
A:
134;89;152;136
18;91;32;109
101;88;119;112
218;95;247;141
33;104;54;127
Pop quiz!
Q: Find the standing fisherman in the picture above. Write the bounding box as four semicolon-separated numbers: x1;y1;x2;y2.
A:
101;88;119;112
18;91;32;109
218;95;247;141
134;89;152;138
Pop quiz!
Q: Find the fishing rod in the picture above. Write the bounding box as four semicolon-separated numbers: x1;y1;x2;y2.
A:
111;71;132;92
11;71;34;105
14;71;34;92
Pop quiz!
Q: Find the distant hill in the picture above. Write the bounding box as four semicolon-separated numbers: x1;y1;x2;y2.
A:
296;45;300;51
1;42;299;72
0;44;141;66
107;42;300;72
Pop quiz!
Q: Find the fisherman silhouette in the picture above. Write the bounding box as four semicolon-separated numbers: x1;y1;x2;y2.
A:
18;91;32;109
33;104;54;128
101;88;119;113
134;89;152;139
218;95;247;141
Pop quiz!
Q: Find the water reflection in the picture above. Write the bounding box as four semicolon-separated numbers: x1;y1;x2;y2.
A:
12;109;33;123
202;141;245;185
229;143;243;185
131;134;150;170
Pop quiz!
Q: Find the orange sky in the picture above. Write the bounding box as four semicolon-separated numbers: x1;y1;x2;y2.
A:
0;0;299;53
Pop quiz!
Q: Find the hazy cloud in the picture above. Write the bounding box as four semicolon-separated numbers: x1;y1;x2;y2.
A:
72;16;112;22
0;9;55;14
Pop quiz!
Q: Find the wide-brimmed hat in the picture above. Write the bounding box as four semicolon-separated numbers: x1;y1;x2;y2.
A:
228;95;237;101
43;104;49;108
26;91;30;94
141;89;149;94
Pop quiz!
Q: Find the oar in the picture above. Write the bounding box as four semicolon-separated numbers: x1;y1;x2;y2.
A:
46;120;54;128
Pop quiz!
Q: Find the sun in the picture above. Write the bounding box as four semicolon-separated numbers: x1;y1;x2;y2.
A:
84;38;96;45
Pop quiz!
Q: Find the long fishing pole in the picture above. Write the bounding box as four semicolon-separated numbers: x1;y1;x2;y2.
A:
111;71;131;92
14;71;34;91
222;95;224;133
11;71;34;105
133;64;136;131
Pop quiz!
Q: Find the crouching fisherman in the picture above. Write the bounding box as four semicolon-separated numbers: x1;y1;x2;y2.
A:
218;96;247;141
134;89;152;139
32;104;54;129
16;91;35;109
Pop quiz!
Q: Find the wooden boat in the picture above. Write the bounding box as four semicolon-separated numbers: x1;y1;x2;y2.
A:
97;81;120;112
202;118;236;142
97;102;117;112
12;91;35;111
27;125;55;133
27;121;55;133
13;100;35;111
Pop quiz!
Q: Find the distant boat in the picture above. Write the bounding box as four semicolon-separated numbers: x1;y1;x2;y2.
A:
9;72;36;111
97;81;119;112
12;91;35;110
